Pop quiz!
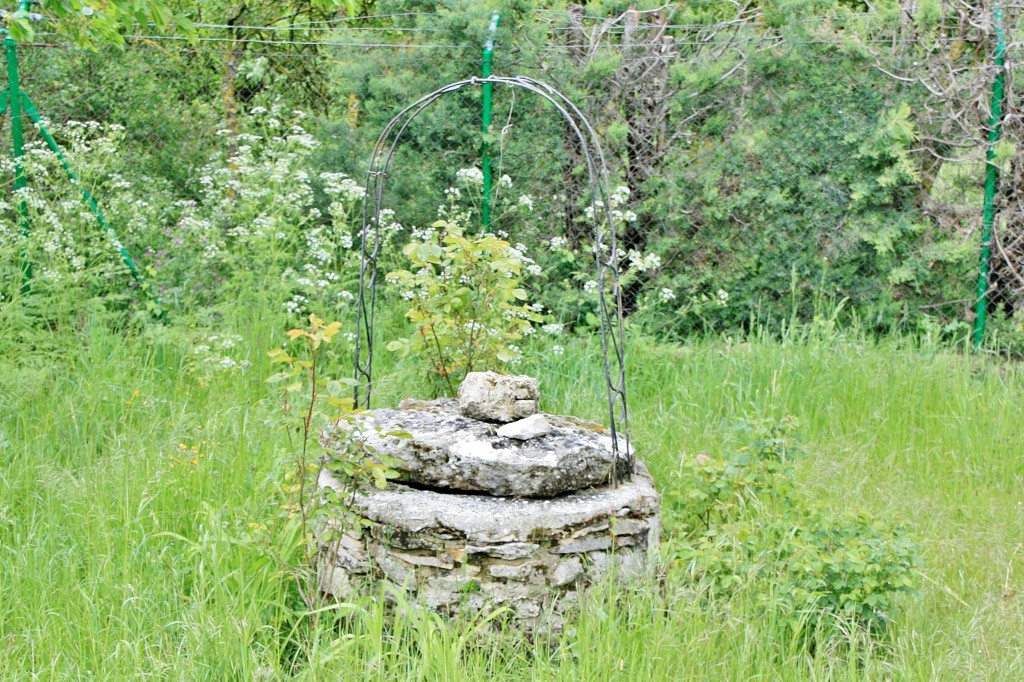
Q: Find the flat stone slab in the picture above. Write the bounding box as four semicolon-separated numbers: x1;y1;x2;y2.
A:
497;414;551;441
317;462;661;627
323;399;632;498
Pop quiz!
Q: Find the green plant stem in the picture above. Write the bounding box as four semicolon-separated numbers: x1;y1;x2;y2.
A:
426;325;455;396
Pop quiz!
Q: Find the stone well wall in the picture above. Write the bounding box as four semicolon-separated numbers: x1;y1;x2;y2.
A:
317;373;661;627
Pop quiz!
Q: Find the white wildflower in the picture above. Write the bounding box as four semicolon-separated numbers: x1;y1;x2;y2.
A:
455;167;484;186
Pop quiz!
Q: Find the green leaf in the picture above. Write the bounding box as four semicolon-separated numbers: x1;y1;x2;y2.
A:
7;16;34;42
173;13;196;38
323;396;355;411
386;339;409;352
267;349;294;364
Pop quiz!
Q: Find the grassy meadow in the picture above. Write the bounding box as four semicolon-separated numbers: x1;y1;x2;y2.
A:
1;1;1021;678
1;300;1022;680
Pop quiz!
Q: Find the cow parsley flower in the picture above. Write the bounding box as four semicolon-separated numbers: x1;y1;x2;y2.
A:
455;167;483;186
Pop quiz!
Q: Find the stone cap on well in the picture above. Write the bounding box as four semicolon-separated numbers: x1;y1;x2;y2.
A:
322;397;633;498
458;371;539;423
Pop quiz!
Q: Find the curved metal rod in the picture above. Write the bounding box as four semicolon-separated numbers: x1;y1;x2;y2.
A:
514;76;630;457
358;78;616;371
356;76;628;467
354;82;470;402
354;84;465;407
353;76;632;476
360;79;609;402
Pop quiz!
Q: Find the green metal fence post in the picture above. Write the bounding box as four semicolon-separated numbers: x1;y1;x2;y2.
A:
20;93;147;286
4;27;31;292
480;11;500;234
2;6;160;315
973;1;1007;348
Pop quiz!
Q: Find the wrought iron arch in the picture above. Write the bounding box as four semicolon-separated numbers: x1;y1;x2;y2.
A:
354;75;631;471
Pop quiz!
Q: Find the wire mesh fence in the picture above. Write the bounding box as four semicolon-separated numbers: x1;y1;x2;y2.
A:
2;3;1021;342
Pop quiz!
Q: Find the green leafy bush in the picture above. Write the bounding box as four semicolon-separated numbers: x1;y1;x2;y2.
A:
386;207;544;394
665;418;921;633
0;109;370;325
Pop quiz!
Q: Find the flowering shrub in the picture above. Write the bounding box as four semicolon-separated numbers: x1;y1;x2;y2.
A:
187;332;252;381
0;120;152;305
0;109;373;324
169;110;365;314
512;183;676;331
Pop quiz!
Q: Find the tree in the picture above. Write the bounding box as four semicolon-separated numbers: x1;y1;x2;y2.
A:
174;1;355;149
4;0;191;46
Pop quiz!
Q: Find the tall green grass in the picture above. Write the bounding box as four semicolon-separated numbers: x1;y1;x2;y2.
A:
1;303;1022;679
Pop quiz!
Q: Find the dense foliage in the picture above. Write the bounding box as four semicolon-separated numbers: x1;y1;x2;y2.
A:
3;0;1017;343
665;417;920;632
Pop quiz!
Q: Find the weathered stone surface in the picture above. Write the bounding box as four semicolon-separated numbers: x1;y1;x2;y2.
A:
322;533;369;573
551;556;583;587
488;563;537;581
318;462;661;629
496;414;552;441
466;542;540;561
324;398;632;498
335;463;659;543
318;560;355;597
318;375;660;630
458;371;539;423
555;535;612;554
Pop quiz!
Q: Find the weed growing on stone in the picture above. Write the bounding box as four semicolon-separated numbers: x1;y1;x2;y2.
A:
386;214;545;394
265;313;399;620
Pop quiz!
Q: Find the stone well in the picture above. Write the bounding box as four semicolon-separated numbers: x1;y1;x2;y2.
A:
317;372;661;627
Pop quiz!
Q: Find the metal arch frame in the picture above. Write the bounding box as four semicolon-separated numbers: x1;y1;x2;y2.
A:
353;75;632;475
